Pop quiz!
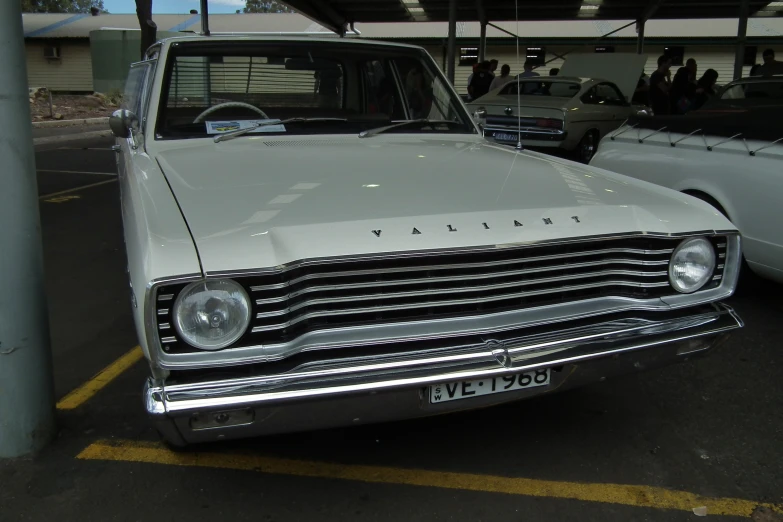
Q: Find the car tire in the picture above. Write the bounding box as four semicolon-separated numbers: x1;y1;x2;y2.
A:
577;130;599;164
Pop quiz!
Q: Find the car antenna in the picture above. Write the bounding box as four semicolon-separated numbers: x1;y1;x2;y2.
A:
514;0;523;151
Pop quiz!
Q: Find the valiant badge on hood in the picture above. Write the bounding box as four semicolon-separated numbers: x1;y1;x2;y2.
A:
371;217;582;236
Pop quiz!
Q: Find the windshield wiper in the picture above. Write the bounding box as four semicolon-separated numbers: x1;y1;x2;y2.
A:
214;117;348;143
358;119;462;138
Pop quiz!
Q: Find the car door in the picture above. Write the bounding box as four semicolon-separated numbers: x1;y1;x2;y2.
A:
117;60;155;182
593;82;631;135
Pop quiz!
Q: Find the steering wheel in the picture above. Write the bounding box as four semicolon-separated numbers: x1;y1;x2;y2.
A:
193;102;269;123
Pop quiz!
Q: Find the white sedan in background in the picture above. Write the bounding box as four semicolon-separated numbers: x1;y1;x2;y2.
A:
591;98;783;284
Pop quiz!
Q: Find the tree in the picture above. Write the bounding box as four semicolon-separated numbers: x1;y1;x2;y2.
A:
244;1;295;13
21;0;105;12
135;0;156;60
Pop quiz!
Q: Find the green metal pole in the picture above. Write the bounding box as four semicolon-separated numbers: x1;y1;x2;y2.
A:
0;0;56;458
447;0;457;85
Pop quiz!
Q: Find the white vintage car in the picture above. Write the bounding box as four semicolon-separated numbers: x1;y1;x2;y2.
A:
467;54;647;163
591;99;783;284
111;35;742;446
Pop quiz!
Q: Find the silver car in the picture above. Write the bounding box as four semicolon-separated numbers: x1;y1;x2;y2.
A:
468;53;648;163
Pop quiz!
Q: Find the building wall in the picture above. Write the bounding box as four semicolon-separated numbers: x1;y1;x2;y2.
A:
26;40;93;92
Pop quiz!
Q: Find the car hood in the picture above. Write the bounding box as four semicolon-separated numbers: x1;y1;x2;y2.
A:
154;134;733;273
559;53;648;101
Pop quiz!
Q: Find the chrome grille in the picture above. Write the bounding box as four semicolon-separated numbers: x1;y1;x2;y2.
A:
155;236;730;353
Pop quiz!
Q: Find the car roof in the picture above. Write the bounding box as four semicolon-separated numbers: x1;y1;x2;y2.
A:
514;75;589;83
157;34;425;51
729;75;783;84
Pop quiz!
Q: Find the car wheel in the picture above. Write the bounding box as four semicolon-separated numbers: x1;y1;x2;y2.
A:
577;130;599;164
684;190;751;290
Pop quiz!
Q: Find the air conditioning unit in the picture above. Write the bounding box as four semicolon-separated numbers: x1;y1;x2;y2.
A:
43;45;60;59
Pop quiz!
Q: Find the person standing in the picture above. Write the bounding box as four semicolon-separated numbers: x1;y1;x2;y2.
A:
648;55;672;115
489;64;513;91
468;61;494;100
489;59;498;77
758;49;783;76
632;73;649;105
519;59;540;79
686;58;698;79
691;69;719;111
466;63;479;101
670;67;697;115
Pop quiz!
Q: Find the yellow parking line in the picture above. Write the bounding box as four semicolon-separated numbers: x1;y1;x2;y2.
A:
39;178;117;200
56;346;144;410
78;439;781;517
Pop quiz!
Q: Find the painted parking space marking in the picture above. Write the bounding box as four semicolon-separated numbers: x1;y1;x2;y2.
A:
56;147;114;151
44;195;81;204
57;346;143;410
77;439;781;517
37;169;116;176
39;178;117;200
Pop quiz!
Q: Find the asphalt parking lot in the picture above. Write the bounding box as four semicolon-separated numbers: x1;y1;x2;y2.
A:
1;135;781;522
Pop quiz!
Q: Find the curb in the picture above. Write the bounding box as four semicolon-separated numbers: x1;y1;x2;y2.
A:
32;117;109;129
33;129;113;148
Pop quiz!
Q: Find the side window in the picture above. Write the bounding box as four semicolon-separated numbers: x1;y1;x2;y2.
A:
580;86;598;104
595;83;627;106
361;60;404;119
394;57;459;121
500;82;518;95
139;60;157;132
122;62;151;116
721;84;745;100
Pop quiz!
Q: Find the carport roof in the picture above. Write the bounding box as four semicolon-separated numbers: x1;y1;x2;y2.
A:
283;0;782;33
20;12;783;41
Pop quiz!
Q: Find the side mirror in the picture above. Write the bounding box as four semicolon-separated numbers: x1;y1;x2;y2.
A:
109;109;140;139
635;108;653;117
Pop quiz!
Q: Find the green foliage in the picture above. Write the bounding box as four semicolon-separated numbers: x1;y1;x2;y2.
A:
243;0;294;14
21;0;105;13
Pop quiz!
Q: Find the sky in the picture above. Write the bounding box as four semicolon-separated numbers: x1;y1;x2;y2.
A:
103;0;247;14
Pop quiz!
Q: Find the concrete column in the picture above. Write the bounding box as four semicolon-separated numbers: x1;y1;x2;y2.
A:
734;0;749;80
447;0;457;85
478;22;487;63
0;0;56;458
636;19;645;55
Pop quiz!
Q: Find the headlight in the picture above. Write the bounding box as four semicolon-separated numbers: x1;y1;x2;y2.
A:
172;279;251;350
669;238;716;293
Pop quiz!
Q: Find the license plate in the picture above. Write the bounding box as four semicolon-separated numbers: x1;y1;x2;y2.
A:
493;132;518;142
429;369;550;404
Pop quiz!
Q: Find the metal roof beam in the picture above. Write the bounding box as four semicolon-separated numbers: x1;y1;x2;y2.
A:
639;0;665;21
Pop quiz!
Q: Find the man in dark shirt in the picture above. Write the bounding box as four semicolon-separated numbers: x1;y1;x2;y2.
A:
468;61;494;100
648;55;672;115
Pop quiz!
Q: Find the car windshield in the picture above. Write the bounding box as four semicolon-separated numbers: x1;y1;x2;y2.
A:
499;80;581;97
155;40;474;139
719;80;783;102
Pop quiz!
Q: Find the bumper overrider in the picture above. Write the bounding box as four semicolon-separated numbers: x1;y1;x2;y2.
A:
146;303;741;446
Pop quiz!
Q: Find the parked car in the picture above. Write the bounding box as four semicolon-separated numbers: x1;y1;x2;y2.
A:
591;103;783;283
710;74;783;107
112;36;742;447
467;53;648;163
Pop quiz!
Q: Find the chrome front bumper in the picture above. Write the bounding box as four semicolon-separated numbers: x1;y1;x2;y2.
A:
145;303;742;446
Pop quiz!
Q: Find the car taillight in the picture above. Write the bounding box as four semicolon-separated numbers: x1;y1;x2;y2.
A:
536;119;563;129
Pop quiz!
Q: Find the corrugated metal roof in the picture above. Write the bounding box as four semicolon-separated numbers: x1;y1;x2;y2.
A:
21;13;783;40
